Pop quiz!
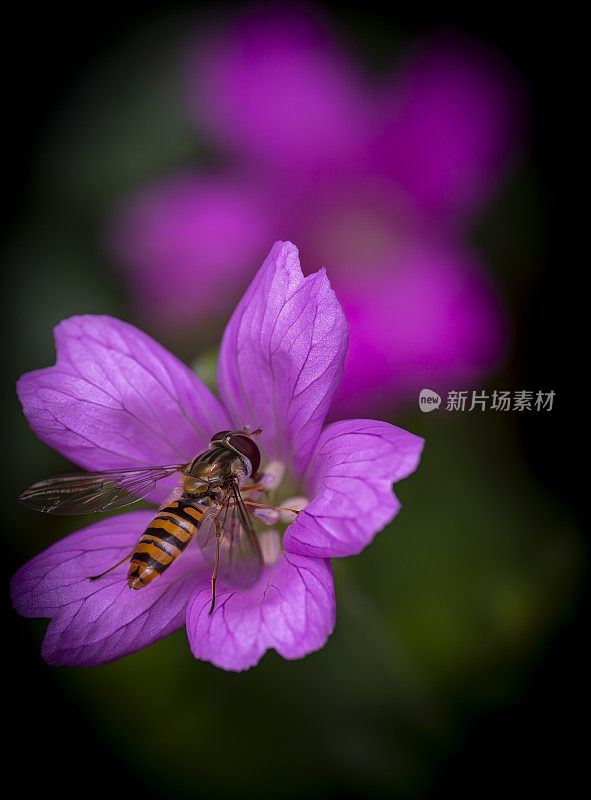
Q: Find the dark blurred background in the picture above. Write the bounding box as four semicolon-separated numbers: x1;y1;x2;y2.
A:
1;3;584;799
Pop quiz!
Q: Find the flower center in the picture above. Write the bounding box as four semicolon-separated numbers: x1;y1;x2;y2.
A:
244;459;309;566
303;179;420;278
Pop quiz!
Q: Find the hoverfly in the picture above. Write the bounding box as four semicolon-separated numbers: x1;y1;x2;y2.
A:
19;429;296;613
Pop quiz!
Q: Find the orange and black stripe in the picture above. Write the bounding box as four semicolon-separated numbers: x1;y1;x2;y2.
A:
128;497;213;589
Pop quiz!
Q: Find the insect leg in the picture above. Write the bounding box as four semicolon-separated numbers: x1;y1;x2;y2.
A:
240;483;264;492
89;553;132;581
242;500;301;515
209;516;222;615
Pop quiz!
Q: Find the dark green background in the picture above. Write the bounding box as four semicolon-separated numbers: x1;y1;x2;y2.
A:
1;3;583;799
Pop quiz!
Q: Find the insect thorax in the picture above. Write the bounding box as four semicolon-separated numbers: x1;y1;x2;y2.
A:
182;445;247;496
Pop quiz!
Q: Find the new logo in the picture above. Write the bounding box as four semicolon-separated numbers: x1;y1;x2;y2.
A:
418;389;441;412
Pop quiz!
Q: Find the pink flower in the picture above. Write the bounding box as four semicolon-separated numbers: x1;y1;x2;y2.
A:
107;7;524;414
12;242;424;670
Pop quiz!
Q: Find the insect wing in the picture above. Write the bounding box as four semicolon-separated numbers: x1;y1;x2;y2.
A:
197;484;264;592
19;465;185;515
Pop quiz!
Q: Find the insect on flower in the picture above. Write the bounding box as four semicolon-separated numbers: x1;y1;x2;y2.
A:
12;241;424;670
20;428;302;613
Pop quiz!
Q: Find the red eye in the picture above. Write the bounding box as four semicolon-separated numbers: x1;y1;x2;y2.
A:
229;435;261;475
210;430;230;442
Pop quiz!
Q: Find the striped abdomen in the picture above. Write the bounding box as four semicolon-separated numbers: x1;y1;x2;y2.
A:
128;497;212;589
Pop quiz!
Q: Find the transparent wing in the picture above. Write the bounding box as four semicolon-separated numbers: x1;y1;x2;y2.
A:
196;483;264;593
19;464;186;515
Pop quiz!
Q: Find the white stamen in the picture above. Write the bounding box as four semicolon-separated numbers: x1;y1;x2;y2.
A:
261;460;286;490
278;496;309;523
253;507;280;525
259;529;282;566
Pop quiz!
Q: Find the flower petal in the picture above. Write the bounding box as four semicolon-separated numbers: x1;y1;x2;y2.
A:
105;172;276;329
17;315;231;484
11;513;209;666
283;420;424;559
186;551;335;671
371;33;526;220
185;7;368;170
217;241;348;478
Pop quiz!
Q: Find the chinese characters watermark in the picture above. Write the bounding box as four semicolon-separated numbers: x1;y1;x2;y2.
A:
419;389;556;413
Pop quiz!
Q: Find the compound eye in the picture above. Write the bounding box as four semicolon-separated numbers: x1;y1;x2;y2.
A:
210;430;230;442
229;434;261;475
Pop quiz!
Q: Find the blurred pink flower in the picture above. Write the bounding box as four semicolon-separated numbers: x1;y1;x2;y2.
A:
106;7;525;414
